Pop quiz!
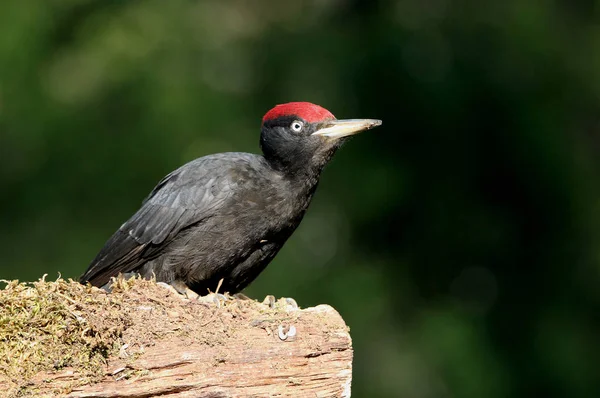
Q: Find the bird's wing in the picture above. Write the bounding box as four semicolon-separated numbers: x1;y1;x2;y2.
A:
80;154;256;287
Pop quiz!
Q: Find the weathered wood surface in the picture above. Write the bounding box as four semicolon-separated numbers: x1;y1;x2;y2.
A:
64;305;350;398
1;280;352;398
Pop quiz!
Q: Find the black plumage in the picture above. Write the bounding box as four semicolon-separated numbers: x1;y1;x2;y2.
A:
80;102;381;295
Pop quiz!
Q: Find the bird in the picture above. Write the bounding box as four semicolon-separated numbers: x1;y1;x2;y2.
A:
80;102;382;296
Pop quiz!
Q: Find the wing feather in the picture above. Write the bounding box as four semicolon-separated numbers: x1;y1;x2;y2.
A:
79;154;255;286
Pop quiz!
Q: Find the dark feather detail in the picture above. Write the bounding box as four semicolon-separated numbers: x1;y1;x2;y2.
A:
79;154;254;287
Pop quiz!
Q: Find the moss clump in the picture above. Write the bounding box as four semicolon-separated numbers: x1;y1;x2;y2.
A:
0;276;129;395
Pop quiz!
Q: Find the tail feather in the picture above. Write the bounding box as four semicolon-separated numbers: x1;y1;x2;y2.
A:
79;230;147;287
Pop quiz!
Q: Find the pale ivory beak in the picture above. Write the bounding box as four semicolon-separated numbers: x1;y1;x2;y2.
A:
311;119;382;139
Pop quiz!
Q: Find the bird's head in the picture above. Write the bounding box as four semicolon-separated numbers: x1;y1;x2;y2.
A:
260;102;381;175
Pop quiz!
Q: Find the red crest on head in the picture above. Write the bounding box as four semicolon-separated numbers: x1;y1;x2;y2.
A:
262;102;336;124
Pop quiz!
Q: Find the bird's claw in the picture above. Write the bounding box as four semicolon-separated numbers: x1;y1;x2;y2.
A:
157;281;202;301
184;287;200;300
197;292;228;307
157;282;182;297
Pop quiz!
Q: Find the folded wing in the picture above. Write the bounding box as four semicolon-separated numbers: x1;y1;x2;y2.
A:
80;154;252;286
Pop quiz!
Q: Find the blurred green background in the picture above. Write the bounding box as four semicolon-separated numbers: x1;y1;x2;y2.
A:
1;0;600;397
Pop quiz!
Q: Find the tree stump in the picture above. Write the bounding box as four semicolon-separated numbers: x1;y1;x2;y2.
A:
0;278;352;397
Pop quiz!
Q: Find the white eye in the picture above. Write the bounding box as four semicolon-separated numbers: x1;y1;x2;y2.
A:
290;120;304;132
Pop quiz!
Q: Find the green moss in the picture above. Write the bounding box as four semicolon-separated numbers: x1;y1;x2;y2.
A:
0;277;128;395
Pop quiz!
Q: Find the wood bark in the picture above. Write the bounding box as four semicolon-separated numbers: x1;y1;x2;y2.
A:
10;302;352;398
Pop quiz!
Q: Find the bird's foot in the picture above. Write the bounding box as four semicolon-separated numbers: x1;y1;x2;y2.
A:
261;295;299;311
155;281;227;308
194;278;229;307
183;287;200;300
157;281;202;300
197;292;228;308
156;281;180;296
